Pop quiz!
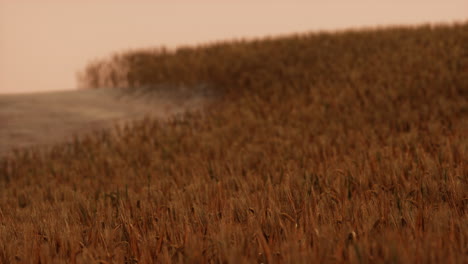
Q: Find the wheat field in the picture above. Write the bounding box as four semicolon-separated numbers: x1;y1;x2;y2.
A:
1;23;467;263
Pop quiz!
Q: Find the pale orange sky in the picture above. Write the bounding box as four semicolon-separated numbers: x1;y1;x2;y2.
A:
1;0;467;94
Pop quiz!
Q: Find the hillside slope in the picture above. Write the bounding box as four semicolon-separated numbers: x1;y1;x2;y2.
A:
1;23;467;263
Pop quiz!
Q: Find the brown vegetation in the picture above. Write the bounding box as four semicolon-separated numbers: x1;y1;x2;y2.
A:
1;23;467;263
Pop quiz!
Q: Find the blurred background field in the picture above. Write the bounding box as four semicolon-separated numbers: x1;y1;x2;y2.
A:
0;86;216;157
0;22;467;263
2;0;467;94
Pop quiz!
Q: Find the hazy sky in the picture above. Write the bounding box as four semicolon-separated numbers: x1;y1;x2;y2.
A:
1;0;467;94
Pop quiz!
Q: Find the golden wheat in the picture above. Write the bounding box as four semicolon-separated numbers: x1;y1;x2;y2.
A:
1;22;467;263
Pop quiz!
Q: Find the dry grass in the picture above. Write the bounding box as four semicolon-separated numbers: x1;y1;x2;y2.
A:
1;23;467;263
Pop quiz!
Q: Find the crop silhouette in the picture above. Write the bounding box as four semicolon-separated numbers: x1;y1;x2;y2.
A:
1;23;467;263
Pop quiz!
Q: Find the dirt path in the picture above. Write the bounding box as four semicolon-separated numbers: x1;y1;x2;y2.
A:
0;85;216;157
